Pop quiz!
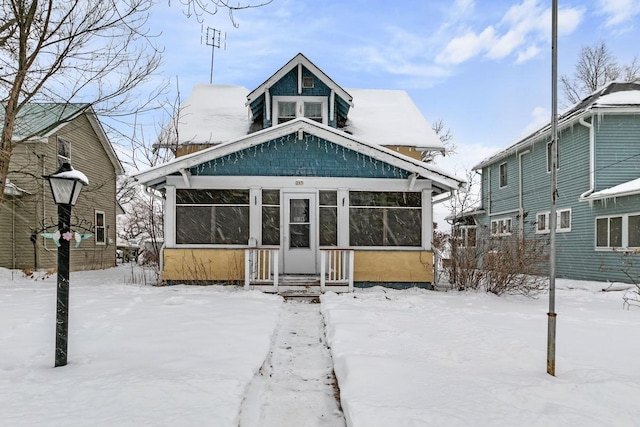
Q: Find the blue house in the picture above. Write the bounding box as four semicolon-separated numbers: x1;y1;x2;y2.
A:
132;53;465;292
469;81;640;284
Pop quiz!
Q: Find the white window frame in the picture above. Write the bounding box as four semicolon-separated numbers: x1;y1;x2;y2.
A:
499;162;507;188
95;210;106;245
454;225;477;248
595;212;640;251
490;217;512;236
273;96;327;125
536;209;571;234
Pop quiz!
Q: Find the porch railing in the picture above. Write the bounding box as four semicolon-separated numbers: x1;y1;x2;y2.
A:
320;249;354;292
244;248;279;290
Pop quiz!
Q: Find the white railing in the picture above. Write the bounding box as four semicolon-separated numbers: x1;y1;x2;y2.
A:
245;248;279;290
320;249;354;292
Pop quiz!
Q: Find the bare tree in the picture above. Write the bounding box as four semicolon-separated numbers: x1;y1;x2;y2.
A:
424;118;456;163
560;40;640;105
1;0;163;210
171;0;273;26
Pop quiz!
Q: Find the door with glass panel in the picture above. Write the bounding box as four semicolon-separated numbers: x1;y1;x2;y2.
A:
283;193;317;274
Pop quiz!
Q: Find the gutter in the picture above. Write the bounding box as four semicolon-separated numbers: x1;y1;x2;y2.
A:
578;115;595;200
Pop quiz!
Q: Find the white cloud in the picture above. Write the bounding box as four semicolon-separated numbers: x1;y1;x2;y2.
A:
596;0;640;27
520;106;549;137
436;0;584;66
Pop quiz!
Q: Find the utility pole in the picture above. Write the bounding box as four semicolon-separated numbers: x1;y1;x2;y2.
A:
202;26;226;84
547;0;559;377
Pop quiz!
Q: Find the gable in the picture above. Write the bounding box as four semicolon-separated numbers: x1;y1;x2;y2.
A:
186;131;410;179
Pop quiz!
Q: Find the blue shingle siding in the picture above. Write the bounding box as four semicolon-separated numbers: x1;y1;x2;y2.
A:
190;133;410;179
269;67;332;97
594;115;640;191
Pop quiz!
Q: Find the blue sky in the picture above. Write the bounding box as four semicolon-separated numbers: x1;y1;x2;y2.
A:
146;0;640;175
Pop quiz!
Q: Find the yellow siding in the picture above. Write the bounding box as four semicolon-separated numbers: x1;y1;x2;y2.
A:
163;248;245;282
383;146;422;161
353;250;434;283
175;144;214;157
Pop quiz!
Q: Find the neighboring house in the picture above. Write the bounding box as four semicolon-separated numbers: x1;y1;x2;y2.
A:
468;81;640;283
0;103;124;271
133;53;465;292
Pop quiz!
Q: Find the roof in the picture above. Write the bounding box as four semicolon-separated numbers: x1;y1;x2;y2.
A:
345;89;443;149
581;176;640;201
165;84;444;151
133;117;464;195
1;103;124;175
473;81;640;170
246;53;353;107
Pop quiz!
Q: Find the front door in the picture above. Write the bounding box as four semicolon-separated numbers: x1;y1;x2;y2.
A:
283;193;317;274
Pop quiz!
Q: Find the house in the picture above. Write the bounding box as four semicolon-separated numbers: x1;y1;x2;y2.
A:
133;53;465;292
467;81;640;283
0;103;124;271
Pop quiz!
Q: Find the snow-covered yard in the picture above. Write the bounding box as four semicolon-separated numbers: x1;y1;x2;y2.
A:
1;265;639;426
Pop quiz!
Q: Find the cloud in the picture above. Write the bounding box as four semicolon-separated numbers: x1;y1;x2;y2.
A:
520;106;549;137
436;0;584;66
596;0;640;27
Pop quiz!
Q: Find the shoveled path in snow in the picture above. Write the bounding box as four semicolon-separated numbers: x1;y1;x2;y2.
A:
239;299;346;427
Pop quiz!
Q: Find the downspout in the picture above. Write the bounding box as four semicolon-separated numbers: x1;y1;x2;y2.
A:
579;115;594;199
518;150;530;239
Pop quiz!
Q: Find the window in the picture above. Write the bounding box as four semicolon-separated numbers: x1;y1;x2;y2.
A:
536;209;571;233
547;141;559;173
491;218;512;236
57;137;71;168
302;76;314;88
261;190;280;246
499;163;507;188
95;211;106;245
274;97;326;125
304;102;323;123
176;190;249;245
454;226;477;247
349;191;421;247
319;191;337;246
277;101;296;123
596;213;640;250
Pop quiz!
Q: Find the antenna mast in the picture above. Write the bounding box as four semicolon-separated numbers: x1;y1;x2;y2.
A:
201;26;226;84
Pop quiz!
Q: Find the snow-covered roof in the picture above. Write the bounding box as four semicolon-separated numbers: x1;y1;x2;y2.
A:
3;179;30;197
473;81;640;170
581;177;640;201
165;84;443;151
134;117;464;194
345;89;443;150
161;84;251;146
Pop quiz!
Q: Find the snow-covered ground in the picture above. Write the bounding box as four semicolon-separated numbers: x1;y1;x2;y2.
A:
1;265;639;426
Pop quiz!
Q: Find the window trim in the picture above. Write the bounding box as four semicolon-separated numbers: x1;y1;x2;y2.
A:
57;137;71;168
490;217;512;236
95;210;106;245
595;212;640;251
536;209;571;234
273;96;327;125
454;225;477;248
499;162;508;188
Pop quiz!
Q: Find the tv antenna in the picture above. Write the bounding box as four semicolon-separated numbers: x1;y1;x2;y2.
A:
201;26;226;84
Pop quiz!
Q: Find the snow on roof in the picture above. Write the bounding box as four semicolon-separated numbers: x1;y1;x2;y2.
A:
593;90;640;106
168;84;443;150
345;89;443;150
167;84;250;145
583;177;640;201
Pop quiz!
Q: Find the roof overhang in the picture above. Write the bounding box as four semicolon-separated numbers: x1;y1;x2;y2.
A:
580;177;640;202
132;117;465;194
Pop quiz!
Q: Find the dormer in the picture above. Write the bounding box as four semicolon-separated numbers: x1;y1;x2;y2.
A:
246;53;354;131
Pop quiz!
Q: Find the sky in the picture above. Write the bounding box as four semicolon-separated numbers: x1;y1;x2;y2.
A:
144;0;640;178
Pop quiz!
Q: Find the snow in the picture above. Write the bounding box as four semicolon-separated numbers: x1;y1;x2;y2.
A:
586;176;640;200
345;89;443;149
170;84;443;150
50;170;89;186
594;90;640;106
2;266;639;426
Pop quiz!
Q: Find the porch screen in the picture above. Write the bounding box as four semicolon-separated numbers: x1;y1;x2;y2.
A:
176;190;249;245
349;191;421;247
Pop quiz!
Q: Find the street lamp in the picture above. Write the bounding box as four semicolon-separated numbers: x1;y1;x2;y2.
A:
44;162;88;367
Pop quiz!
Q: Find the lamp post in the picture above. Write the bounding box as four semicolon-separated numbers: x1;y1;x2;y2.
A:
44;162;88;367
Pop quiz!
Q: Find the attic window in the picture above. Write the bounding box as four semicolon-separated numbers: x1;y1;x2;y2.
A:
302;76;314;89
57;137;71;168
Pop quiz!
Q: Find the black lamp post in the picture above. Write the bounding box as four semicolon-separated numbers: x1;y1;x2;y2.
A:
44;162;88;367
